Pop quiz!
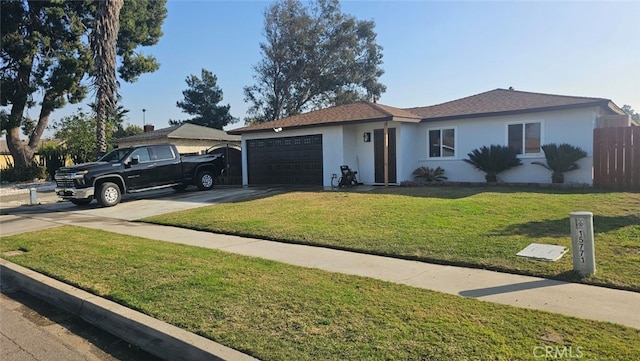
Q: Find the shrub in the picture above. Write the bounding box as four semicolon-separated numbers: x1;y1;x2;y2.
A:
0;163;47;182
532;143;588;183
412;166;447;182
464;145;522;182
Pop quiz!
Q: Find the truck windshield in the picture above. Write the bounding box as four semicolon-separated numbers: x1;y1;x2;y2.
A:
98;148;131;163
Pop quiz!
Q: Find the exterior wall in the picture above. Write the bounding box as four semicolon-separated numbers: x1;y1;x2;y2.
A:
413;107;599;185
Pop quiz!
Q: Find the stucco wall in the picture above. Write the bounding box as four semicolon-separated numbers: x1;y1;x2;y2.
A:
408;107;598;185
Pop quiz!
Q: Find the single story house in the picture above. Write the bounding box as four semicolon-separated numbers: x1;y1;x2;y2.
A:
114;123;242;179
228;88;635;187
113;123;240;155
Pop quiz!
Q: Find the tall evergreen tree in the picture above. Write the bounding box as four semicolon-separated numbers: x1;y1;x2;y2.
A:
170;69;236;130
244;0;386;123
0;0;167;170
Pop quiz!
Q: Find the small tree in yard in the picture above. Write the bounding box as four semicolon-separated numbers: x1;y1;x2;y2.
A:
464;145;523;182
532;143;588;183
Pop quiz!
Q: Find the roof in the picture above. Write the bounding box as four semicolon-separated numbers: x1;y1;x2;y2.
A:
113;123;240;143
228;89;625;135
228;102;422;134
407;88;623;121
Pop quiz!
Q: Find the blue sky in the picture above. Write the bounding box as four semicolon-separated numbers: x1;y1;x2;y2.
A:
51;0;640;132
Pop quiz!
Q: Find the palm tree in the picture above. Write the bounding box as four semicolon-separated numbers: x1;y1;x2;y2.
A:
464;145;523;182
93;0;124;157
412;166;447;183
532;143;588;183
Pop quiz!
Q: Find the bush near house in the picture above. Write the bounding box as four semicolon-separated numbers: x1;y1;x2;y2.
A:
533;143;588;184
463;145;523;182
412;166;447;183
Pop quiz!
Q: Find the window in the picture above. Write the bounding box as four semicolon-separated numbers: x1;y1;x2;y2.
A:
508;122;541;154
151;145;175;161
130;148;151;163
428;128;456;158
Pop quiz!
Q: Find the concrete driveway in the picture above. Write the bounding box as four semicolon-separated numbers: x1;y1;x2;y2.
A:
1;186;279;225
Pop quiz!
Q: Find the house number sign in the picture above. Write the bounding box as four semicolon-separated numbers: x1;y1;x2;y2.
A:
569;212;596;276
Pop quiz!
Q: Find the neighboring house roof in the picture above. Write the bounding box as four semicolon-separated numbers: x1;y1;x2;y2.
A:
113;123;240;144
229;89;625;135
407;88;624;121
228;102;422;135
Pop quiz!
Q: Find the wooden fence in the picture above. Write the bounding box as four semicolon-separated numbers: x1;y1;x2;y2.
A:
593;126;640;190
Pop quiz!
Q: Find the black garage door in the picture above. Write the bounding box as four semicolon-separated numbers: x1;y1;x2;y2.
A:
247;134;323;185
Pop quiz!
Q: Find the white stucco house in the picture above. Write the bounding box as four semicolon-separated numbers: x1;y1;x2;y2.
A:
229;88;634;187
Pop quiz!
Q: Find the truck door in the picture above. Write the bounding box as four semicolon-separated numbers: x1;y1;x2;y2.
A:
150;145;182;185
123;147;156;190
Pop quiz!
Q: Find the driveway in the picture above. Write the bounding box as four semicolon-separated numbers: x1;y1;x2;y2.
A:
1;186;279;228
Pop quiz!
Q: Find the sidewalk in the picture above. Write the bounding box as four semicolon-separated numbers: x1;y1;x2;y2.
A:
4;209;640;330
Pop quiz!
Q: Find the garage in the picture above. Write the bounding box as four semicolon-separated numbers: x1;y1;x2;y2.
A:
247;134;323;185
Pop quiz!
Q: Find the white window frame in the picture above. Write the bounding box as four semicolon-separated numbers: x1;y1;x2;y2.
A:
505;121;544;157
426;126;457;159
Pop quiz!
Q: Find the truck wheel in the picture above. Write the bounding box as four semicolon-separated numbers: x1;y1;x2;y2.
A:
97;182;121;207
196;170;215;191
70;199;92;206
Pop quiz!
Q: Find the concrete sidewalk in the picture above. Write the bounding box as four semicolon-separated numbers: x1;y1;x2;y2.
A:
5;210;640;330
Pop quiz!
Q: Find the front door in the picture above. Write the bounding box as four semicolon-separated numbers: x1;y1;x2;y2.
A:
374;127;397;183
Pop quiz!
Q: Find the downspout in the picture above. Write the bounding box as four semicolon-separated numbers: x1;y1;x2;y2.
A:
384;121;389;187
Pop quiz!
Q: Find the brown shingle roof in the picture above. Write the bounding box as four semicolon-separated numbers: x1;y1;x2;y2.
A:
229;89;624;134
407;88;622;121
228;102;421;134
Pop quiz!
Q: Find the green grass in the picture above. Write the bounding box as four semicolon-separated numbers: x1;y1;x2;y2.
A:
2;227;639;360
144;187;640;291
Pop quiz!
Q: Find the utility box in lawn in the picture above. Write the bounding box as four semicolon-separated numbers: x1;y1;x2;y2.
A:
570;212;596;276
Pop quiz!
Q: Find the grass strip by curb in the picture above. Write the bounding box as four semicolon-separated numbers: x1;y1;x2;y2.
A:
2;226;639;361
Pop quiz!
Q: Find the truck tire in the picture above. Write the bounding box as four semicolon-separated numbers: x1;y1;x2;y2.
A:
196;170;215;191
97;182;121;207
172;184;188;192
70;199;92;206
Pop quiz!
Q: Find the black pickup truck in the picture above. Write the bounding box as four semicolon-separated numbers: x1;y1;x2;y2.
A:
55;143;225;207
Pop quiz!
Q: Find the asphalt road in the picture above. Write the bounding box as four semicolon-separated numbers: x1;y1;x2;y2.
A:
1;281;162;361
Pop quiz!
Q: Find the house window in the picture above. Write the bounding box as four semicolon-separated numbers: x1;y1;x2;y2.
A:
428;128;456;158
508;122;541;154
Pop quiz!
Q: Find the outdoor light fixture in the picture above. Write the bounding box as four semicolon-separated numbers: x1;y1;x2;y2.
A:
363;132;371;142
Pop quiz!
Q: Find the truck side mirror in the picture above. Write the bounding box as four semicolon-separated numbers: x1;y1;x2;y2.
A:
130;156;140;165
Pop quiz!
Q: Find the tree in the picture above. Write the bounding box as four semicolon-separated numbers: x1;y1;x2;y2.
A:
1;0;166;170
464;145;523;182
52;110;113;164
170;68;236;130
243;0;386;123
622;104;640;122
532;143;588;183
113;123;143;139
93;0;124;157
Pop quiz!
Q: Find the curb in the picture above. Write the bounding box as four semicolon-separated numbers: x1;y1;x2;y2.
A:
0;259;258;361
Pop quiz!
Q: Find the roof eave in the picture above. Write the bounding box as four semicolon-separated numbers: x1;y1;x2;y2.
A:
419;100;613;122
228;116;396;135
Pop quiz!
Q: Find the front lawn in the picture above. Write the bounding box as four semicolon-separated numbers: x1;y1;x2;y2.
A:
1;227;638;360
144;187;640;291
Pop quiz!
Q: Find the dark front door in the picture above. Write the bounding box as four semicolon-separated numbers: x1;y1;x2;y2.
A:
374;127;397;183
